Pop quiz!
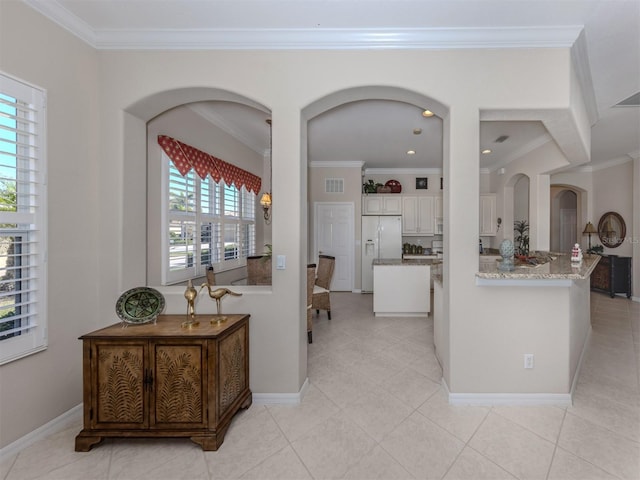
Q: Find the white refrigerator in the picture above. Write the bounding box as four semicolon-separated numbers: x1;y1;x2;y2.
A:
361;215;402;292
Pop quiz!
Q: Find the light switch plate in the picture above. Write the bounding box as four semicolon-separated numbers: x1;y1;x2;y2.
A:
276;255;286;270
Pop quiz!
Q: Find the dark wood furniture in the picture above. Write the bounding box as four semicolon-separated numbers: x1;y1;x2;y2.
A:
75;314;251;452
590;255;632;298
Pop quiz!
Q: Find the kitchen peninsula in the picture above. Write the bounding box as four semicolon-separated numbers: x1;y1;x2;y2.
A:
433;253;601;405
372;257;439;316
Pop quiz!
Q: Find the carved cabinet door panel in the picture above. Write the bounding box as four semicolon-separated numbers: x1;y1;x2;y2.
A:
92;340;147;429
150;340;206;429
217;323;248;418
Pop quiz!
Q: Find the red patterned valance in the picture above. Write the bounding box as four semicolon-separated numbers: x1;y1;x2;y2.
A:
158;135;262;194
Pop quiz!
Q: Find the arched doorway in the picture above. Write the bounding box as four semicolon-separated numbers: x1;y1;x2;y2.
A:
301;86;448;292
550;185;585;253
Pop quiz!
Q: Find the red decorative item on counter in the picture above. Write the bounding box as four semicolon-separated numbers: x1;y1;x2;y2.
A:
385;179;402;193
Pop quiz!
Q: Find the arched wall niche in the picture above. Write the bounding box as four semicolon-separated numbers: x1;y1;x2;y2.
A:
501;173;529;243
121;87;271;289
550;184;587;253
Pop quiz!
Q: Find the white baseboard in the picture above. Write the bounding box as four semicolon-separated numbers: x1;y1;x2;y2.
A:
1;379;312;460
569;326;592;401
632;295;640;303
0;404;82;461
252;378;310;406
442;379;572;406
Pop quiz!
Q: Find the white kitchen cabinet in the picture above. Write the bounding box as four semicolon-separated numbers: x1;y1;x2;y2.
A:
362;194;402;215
479;194;498;236
402;195;436;235
434;195;443;235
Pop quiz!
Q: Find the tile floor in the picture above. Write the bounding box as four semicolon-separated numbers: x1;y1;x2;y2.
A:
1;291;639;480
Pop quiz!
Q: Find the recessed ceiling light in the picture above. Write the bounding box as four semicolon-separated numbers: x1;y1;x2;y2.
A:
407;150;416;155
481;149;492;154
413;128;422;135
422;110;434;117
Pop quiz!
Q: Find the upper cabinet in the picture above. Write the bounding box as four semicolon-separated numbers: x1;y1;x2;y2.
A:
479;194;497;236
362;194;402;215
402;195;441;235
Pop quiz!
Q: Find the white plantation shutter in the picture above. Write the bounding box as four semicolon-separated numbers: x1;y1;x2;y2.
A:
163;151;256;284
0;73;47;365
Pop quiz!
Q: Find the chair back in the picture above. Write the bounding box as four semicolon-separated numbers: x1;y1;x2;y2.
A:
205;266;216;286
315;255;335;290
247;255;271;283
307;264;316;305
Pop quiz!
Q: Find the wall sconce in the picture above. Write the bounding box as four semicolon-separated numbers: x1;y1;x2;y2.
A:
582;221;597;250
261;119;272;224
496;217;502;231
260;192;272;224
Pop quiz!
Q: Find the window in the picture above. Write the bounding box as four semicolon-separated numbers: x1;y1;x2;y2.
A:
0;73;47;365
164;155;256;284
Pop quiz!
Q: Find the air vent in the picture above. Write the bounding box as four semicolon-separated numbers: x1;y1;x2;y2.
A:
325;178;344;193
615;92;640;107
494;135;509;143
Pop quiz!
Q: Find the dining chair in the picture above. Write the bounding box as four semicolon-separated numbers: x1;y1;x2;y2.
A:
312;255;335;320
307;263;316;343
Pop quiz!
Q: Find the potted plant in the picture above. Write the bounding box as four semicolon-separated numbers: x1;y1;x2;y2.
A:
587;244;603;255
514;220;530;256
362;179;378;194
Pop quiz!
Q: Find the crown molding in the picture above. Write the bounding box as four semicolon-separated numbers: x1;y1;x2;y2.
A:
21;2;583;51
23;0;96;45
310;161;365;169
364;167;442;175
91;26;583;50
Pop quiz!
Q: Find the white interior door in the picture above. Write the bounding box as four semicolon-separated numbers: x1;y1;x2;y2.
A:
315;203;354;291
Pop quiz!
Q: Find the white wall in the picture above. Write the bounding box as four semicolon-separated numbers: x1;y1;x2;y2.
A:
592;161;634;257
0;1;100;448
0;0;594;447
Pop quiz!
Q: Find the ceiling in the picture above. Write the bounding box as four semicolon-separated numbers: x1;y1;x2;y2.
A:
23;0;640;171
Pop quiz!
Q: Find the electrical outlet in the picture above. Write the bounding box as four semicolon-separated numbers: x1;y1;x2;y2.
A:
524;354;534;369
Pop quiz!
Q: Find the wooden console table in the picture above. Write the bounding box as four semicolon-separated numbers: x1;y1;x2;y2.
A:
590;255;632;298
75;314;251;451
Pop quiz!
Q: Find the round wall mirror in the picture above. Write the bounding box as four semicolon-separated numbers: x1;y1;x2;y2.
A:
597;211;626;248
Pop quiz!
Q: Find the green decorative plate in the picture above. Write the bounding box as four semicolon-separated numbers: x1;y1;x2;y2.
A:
115;287;165;324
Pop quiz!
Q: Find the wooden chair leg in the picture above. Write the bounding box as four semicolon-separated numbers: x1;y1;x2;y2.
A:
307;331;313;343
327;310;331;320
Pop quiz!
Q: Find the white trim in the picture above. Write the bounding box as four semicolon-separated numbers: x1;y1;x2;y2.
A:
0;379;312;458
364;167;442;175
252;378;310;405
442;380;572;407
570;326;591;400
92;26;583;51
0;404;83;461
310;161;365;169
17;3;584;51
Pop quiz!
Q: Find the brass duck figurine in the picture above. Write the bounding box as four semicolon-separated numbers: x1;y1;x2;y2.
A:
199;284;242;322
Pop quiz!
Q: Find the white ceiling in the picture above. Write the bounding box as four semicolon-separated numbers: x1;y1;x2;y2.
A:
23;0;640;171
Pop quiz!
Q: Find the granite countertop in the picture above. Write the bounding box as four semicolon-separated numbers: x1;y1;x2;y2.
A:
477;253;600;280
373;258;442;266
